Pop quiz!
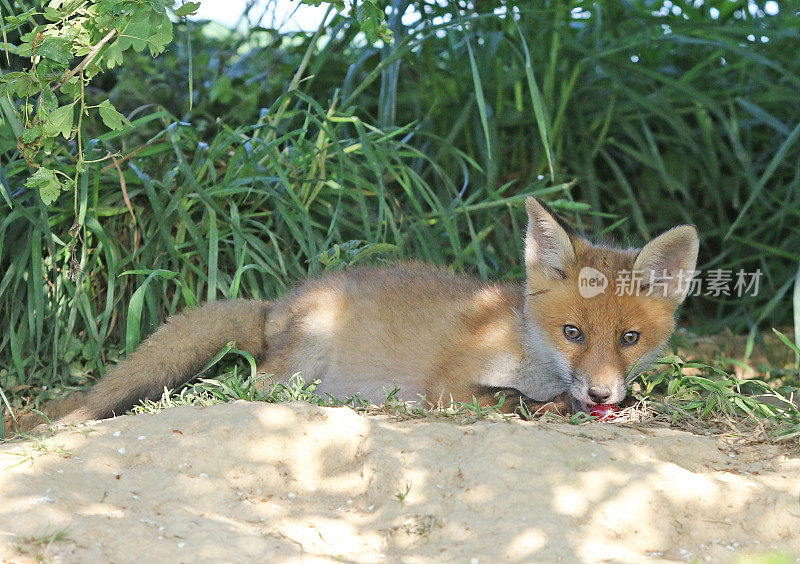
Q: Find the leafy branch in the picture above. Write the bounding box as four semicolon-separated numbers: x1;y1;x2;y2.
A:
300;0;393;43
1;0;200;205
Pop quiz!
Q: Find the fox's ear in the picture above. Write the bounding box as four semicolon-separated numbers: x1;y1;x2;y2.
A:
524;197;576;278
633;225;700;305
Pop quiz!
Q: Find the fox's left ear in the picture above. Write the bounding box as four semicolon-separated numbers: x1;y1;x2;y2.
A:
524;197;576;279
633;225;700;306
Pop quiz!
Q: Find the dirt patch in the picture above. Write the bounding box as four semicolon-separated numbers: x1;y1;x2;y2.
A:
1;401;798;563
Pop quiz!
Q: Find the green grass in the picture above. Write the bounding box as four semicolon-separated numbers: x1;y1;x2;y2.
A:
129;370;519;425
638;355;800;441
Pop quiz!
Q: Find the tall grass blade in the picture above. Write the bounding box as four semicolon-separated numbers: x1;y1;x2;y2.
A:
462;16;492;161
515;21;554;181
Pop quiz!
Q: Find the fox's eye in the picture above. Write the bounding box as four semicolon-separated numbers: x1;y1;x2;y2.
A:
621;331;640;345
563;325;584;343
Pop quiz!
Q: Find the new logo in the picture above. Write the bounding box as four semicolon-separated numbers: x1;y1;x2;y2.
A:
578;267;608;298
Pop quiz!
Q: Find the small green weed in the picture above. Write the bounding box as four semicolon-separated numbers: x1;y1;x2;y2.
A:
14;526;71;563
636;350;800;441
394;483;412;503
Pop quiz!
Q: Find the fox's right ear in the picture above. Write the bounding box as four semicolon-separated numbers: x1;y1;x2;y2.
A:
524;197;576;278
633;224;700;306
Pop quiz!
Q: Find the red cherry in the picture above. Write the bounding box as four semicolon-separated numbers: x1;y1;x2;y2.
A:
589;403;619;420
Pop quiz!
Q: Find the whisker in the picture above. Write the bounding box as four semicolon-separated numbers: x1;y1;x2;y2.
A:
526;289;549;297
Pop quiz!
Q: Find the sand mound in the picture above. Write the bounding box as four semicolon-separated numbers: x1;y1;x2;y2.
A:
1;401;798;563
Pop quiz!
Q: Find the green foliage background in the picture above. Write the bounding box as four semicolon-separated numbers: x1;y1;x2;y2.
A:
1;0;799;408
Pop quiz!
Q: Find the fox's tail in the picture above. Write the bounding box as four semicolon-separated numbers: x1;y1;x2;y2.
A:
23;299;271;430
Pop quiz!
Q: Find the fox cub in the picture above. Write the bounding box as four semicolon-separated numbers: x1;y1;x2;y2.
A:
37;197;698;426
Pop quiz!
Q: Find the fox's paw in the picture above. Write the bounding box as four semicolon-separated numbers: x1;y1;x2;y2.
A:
518;391;573;419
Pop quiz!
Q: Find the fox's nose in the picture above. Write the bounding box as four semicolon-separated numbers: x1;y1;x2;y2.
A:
588;386;612;404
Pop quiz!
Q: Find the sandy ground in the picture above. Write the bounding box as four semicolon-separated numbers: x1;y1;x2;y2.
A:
1;401;799;563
